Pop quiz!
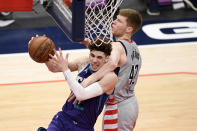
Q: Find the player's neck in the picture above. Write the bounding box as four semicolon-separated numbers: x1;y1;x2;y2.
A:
115;33;132;41
116;36;131;42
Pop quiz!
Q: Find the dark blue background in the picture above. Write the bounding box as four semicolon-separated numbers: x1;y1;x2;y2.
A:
0;17;197;54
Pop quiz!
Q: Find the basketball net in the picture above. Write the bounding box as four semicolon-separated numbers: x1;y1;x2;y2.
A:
85;0;123;46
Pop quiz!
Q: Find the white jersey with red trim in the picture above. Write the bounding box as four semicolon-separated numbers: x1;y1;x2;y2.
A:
114;40;142;104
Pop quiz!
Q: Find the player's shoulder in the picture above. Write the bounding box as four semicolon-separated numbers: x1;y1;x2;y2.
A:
77;57;89;70
69;55;89;71
112;41;125;51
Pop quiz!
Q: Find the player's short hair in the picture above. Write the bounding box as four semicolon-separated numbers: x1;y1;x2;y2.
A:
119;9;142;34
88;37;112;56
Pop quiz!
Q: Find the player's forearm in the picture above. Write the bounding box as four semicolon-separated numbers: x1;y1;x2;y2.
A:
63;69;103;101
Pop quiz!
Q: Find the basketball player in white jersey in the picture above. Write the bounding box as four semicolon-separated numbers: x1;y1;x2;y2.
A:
79;9;143;131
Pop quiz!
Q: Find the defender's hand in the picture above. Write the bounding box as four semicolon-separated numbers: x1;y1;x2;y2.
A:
79;38;91;47
68;92;82;104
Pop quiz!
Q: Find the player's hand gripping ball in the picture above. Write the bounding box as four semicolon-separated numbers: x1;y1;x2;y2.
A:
28;35;56;63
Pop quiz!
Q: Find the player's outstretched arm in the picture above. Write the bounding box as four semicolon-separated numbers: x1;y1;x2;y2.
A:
64;69;117;100
47;48;116;101
45;48;89;72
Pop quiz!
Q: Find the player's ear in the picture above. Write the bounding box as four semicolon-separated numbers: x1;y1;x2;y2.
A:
126;26;133;33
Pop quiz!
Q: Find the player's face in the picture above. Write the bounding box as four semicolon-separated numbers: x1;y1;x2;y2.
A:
112;15;128;37
89;50;108;72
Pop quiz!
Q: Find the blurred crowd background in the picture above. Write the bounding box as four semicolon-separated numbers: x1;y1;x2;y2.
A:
0;0;196;28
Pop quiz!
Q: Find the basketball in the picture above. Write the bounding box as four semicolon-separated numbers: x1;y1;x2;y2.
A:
28;36;56;63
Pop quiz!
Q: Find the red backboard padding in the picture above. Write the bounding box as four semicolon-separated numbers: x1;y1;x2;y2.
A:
0;0;33;11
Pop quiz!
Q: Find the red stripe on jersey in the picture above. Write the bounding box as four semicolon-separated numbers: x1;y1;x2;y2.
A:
107;98;115;103
122;38;134;44
104;96;118;131
104;128;118;131
104;109;118;115
104;118;118;124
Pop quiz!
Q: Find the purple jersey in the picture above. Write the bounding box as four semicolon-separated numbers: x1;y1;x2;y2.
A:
48;64;109;131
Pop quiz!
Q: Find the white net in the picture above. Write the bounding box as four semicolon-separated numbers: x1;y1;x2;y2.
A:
85;0;123;46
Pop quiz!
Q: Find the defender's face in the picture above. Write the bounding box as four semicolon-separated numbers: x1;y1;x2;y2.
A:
89;50;108;72
112;15;128;37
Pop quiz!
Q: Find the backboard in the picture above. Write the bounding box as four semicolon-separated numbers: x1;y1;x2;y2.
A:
43;0;85;42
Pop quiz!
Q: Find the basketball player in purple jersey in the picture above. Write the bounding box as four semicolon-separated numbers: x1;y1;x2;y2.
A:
43;37;118;131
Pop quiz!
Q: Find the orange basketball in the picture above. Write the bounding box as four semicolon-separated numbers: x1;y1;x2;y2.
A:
28;36;56;63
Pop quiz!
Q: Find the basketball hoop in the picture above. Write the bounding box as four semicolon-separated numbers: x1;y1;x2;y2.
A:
85;0;123;46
